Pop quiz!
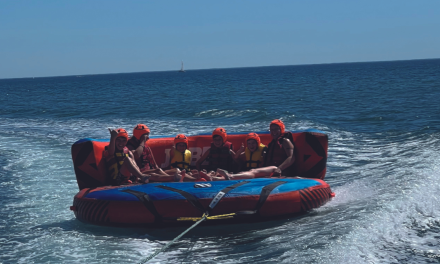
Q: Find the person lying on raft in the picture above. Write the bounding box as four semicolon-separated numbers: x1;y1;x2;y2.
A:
169;134;210;182
232;132;267;171
121;124;180;182
105;128;180;185
195;127;235;179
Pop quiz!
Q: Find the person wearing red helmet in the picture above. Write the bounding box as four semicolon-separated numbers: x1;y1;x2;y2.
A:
125;124;181;182
263;119;295;176
195;127;235;173
215;132;277;180
216;120;295;180
126;124;156;170
170;134;191;172
232;132;267;171
104;128;152;185
168;134;208;181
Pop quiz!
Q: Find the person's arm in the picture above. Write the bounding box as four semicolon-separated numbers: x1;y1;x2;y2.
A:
107;128;118;156
132;134;148;160
277;138;295;172
232;143;245;160
196;148;211;170
168;146;176;169
149;147;160;169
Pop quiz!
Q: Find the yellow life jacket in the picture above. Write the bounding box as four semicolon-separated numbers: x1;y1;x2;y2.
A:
170;149;192;171
245;143;266;170
105;148;129;181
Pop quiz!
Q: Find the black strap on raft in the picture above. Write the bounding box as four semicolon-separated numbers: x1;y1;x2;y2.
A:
236;181;288;216
207;181;250;214
255;181;287;212
156;185;206;213
121;189;163;223
156;181;250;216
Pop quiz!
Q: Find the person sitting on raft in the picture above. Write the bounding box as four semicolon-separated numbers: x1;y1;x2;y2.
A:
169;134;209;181
104;128;152;185
195;127;235;179
264;119;295;176
126;124;181;182
216;119;296;180
232;132;267;171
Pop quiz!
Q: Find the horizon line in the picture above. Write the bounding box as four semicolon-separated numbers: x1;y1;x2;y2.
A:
1;57;439;81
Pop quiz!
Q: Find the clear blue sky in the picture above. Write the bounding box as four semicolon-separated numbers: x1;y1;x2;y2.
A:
1;1;439;79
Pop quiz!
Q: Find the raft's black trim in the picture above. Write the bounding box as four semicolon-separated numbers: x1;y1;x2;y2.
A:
122;189;163;223
91;201;109;223
299;190;316;209
254;181;288;212
301;133;327;178
307;189;322;206
156;185;206;213
86;202;100;222
305;133;326;157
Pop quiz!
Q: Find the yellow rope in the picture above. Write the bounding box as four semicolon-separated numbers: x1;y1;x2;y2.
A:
177;213;236;221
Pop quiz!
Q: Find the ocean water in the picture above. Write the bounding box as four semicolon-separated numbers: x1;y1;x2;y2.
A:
1;59;440;263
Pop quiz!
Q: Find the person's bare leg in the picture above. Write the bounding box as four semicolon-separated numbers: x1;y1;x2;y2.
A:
148;169;181;182
198;170;213;181
189;170;201;180
217;166;277;180
181;171;198;181
250;166;278;178
122;157;151;179
163;168;177;174
156;168;173;176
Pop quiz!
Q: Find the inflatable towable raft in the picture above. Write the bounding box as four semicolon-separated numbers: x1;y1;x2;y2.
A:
70;129;334;227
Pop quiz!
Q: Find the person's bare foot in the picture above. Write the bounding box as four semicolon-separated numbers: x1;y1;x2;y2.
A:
216;169;231;180
141;174;150;184
180;170;186;182
174;169;182;182
199;170;212;181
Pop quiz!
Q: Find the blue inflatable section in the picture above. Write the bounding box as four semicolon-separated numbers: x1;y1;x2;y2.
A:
85;178;322;201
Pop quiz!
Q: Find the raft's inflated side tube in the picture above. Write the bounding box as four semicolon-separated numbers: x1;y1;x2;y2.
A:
71;139;109;190
71;130;328;190
70;178;334;227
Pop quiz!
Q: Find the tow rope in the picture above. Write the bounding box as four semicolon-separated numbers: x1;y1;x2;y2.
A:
138;181;249;263
138;213;208;264
137;180;287;262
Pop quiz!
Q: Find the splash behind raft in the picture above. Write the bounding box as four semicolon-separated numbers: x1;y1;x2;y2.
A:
70;129;334;227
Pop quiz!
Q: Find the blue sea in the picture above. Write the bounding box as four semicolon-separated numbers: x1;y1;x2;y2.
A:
1;59;440;263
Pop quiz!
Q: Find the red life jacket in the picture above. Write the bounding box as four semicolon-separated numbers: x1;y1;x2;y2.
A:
264;132;296;176
105;146;130;185
208;141;233;172
139;143;156;172
127;137;157;171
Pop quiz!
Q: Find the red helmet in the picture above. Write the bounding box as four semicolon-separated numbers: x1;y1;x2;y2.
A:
174;134;188;147
270;119;285;134
246;132;261;147
133;124;150;140
212;127;227;143
116;128;128;140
